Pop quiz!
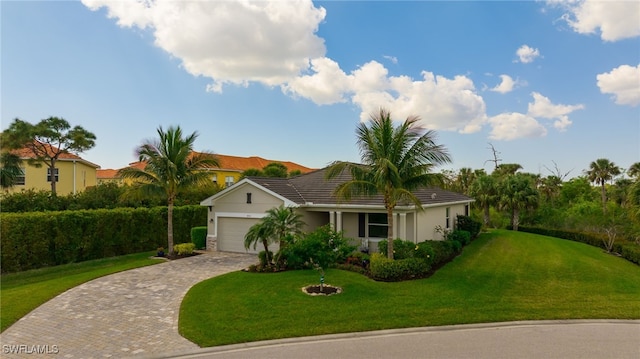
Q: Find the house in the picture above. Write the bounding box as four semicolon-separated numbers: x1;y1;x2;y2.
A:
200;167;474;254
6;144;99;195
97;153;314;186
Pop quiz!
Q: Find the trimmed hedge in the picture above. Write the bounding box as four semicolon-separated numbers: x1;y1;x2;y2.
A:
517;226;640;265
369;253;431;281
191;226;208;249
1;205;206;273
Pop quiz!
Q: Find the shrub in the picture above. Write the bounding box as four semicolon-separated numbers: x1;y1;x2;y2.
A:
191;226;208;249
429;240;460;268
278;225;356;270
258;251;274;266
173;243;195;256
447;230;471;246
378;238;421;259
456;215;481;239
369;253;430;281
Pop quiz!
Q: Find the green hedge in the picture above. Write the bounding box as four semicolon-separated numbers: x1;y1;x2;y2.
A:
369;253;431;281
191;226;208;249
517;226;640;265
1;205;206;273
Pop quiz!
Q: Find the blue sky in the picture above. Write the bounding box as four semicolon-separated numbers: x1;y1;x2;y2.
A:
2;0;639;178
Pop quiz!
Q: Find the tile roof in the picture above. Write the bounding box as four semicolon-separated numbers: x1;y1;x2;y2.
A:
211;154;314;173
247;167;473;207
97;153;315;179
10;141;99;168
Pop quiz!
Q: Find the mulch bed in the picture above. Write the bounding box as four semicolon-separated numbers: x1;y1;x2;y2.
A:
302;284;342;296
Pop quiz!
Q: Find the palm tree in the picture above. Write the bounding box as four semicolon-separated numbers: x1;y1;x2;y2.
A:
469;174;498;227
262;205;305;248
499;173;539;231
0;152;23;189
627;162;640;180
244;222;274;264
118;126;219;256
326;108;451;259
586;158;621;214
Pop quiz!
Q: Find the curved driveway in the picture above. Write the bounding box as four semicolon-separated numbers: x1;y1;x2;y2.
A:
1;252;638;358
0;252;257;358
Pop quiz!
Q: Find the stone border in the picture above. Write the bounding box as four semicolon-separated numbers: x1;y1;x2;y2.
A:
301;284;343;296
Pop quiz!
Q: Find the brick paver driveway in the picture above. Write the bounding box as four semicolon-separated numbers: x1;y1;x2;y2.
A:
0;252;257;358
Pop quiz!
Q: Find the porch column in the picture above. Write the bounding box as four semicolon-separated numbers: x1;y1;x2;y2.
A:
399;213;407;240
329;211;335;230
336;211;342;231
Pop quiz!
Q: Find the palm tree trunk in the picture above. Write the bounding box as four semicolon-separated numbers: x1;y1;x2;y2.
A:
167;199;174;256
601;182;607;214
483;204;490;227
513;208;520;231
387;208;394;260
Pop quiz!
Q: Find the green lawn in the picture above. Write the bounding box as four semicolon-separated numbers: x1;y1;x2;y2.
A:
0;252;162;332
179;230;640;347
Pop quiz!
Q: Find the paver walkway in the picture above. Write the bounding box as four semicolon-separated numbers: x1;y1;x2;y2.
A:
0;252;257;359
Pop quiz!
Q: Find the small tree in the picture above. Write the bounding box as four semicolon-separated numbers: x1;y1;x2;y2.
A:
1;117;96;195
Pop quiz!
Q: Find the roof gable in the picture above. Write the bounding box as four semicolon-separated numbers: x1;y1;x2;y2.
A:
200;178;298;207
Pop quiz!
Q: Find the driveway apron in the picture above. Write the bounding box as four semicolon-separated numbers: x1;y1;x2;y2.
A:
0;252;257;359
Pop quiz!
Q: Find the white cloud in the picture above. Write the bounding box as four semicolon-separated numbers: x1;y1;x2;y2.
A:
549;0;640;41
82;0;327;91
383;55;398;64
596;64;640;106
488;113;547;141
527;92;584;132
282;57;351;105
490;75;517;94
515;45;540;63
487;92;584;140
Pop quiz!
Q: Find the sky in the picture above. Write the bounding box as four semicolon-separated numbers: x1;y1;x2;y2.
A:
1;0;639;179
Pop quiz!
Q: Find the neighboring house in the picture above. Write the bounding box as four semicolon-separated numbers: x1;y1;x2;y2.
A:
200;167;474;254
6;145;99;195
97;153;314;186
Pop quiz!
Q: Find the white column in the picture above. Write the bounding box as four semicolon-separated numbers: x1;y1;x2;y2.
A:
399;213;407;240
336;211;342;232
329;211;335;230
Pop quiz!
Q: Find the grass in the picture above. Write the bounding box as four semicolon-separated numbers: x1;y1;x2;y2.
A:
0;251;162;332
179;230;640;347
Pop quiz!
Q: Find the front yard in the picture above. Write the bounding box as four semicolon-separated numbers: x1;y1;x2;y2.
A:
179;230;640;347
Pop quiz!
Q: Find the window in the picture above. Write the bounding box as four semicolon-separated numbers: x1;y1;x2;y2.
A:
47;168;59;182
445;207;451;229
465;204;469;216
358;213;389;238
225;176;234;187
212;174;218;184
15;168;25;186
246;192;252;204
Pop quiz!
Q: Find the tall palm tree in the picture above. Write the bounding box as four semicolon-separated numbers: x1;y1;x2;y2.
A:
499;173;539;231
326;108;451;259
586;158;621;214
469;174;498;227
118;126;219;256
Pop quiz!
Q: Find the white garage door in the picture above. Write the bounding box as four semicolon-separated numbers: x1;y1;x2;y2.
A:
217;217;261;253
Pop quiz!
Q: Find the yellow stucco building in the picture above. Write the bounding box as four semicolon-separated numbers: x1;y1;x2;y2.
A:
7;145;100;195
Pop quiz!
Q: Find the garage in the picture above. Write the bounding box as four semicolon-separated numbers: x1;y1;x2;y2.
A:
217;217;261;253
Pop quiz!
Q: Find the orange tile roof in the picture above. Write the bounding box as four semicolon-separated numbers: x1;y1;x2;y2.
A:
213;154;314;173
96;169;120;179
10;141;99;168
97;153;314;179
